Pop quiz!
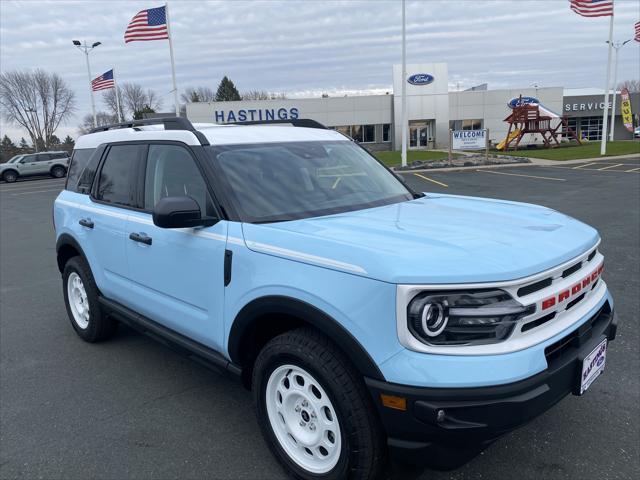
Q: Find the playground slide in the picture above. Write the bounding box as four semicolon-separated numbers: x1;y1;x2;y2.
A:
496;129;521;150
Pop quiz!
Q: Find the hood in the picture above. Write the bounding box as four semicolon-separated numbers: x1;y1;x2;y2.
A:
241;194;599;284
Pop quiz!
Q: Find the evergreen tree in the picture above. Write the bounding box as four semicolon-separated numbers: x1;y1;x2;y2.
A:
215;76;241;102
19;137;30;152
0;135;18;163
62;135;75;154
133;105;156;120
48;134;61;147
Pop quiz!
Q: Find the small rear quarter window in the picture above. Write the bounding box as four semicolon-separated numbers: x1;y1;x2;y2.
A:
66;148;96;193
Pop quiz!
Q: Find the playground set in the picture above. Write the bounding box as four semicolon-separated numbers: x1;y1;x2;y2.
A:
497;96;582;151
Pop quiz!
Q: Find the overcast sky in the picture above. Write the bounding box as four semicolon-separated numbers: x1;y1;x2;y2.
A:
1;0;639;141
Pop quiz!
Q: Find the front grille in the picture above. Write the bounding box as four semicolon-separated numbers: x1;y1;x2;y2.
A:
522;312;556;333
517;278;552;297
544;304;609;364
562;262;582;278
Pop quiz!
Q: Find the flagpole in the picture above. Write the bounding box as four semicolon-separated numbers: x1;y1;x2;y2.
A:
600;12;614;156
400;0;407;168
165;2;180;117
113;68;123;123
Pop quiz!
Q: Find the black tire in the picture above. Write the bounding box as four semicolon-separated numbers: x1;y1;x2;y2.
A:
50;165;66;178
62;256;117;342
2;170;18;183
252;327;386;480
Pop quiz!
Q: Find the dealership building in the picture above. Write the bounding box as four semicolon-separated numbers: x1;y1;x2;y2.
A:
186;63;639;150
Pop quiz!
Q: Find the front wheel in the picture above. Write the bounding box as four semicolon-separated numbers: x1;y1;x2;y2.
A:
2;170;18;183
252;328;385;480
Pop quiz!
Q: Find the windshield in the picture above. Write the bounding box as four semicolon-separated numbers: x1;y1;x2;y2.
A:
7;155;24;164
208;140;413;223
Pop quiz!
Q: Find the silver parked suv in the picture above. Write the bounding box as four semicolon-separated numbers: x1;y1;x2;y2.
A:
1;151;69;183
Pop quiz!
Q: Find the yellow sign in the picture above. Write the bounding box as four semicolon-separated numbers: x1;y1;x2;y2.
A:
620;88;634;133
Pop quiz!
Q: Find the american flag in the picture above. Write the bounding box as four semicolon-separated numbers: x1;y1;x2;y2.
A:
124;5;169;43
635;21;640;42
91;69;115;91
569;0;614;18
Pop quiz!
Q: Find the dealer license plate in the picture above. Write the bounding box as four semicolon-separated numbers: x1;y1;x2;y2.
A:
579;339;607;395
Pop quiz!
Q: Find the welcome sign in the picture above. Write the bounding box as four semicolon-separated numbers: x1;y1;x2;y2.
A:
451;129;487;150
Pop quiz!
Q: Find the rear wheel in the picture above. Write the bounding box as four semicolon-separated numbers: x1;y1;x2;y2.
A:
50;165;66;178
62;256;117;342
252;328;385;480
2;170;18;183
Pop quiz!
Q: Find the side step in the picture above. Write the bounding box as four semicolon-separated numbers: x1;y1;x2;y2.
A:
98;296;242;378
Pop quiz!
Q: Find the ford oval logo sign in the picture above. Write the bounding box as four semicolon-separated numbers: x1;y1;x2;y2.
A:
596;356;605;367
508;96;539;109
407;74;434;86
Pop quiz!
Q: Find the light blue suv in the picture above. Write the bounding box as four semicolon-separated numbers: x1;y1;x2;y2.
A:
54;118;616;480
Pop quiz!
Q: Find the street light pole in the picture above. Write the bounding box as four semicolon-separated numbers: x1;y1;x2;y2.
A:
73;40;101;128
607;39;631;141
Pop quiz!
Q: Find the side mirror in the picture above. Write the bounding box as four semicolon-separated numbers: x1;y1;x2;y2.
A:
152;196;217;229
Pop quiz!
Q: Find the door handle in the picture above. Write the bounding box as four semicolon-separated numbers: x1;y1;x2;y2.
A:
79;218;94;229
129;232;152;245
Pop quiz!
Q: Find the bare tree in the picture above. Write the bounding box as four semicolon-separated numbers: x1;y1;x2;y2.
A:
181;86;216;103
0;69;76;150
105;83;163;119
145;89;163;111
102;88;124;119
241;90;287;100
78;111;117;135
617;79;640;93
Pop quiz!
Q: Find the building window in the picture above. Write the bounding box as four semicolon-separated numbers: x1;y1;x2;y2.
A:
382;124;391;142
362;125;375;143
334;124;376;143
449;119;483;131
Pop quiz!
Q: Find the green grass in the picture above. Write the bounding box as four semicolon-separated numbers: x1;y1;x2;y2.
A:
495;140;640;161
374;150;454;167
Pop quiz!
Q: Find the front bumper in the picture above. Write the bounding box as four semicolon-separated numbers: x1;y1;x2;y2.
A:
366;302;616;469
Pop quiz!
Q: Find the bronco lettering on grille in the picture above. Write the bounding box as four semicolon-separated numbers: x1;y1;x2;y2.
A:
541;263;603;311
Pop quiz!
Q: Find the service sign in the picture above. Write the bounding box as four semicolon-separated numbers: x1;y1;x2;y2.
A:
451;129;487;150
620;88;634;133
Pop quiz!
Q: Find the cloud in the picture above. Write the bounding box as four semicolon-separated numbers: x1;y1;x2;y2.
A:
1;0;639;141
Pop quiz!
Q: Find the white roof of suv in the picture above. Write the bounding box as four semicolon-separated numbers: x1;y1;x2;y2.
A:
75;122;348;149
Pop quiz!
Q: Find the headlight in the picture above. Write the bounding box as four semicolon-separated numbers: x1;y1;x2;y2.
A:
407;289;534;346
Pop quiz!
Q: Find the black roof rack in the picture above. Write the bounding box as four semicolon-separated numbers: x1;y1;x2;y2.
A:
228;119;327;130
89;117;209;146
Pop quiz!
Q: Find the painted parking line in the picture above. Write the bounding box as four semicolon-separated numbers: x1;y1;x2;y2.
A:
627;167;640;172
413;173;448;187
0;180;66;191
0;183;65;193
573;162;600;169
9;188;63;196
597;163;624;171
476;170;566;182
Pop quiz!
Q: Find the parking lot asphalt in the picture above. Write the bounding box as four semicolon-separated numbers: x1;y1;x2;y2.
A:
1;159;639;480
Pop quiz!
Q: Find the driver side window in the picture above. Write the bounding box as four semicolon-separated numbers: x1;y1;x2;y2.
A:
144;144;215;217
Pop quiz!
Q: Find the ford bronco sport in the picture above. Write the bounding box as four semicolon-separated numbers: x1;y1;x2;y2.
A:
54;118;616;480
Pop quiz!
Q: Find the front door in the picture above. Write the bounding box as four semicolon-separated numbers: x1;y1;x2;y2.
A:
124;143;227;351
409;124;432;149
18;154;40;175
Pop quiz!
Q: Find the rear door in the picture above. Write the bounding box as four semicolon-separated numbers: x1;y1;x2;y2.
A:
87;143;146;302
33;154;53;175
124;143;227;350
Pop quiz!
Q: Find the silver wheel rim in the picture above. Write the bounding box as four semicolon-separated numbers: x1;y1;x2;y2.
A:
67;272;90;329
265;365;342;474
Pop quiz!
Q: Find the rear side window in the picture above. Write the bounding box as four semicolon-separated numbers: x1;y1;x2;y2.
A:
66;148;96;193
35;154;51;162
95;145;145;207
